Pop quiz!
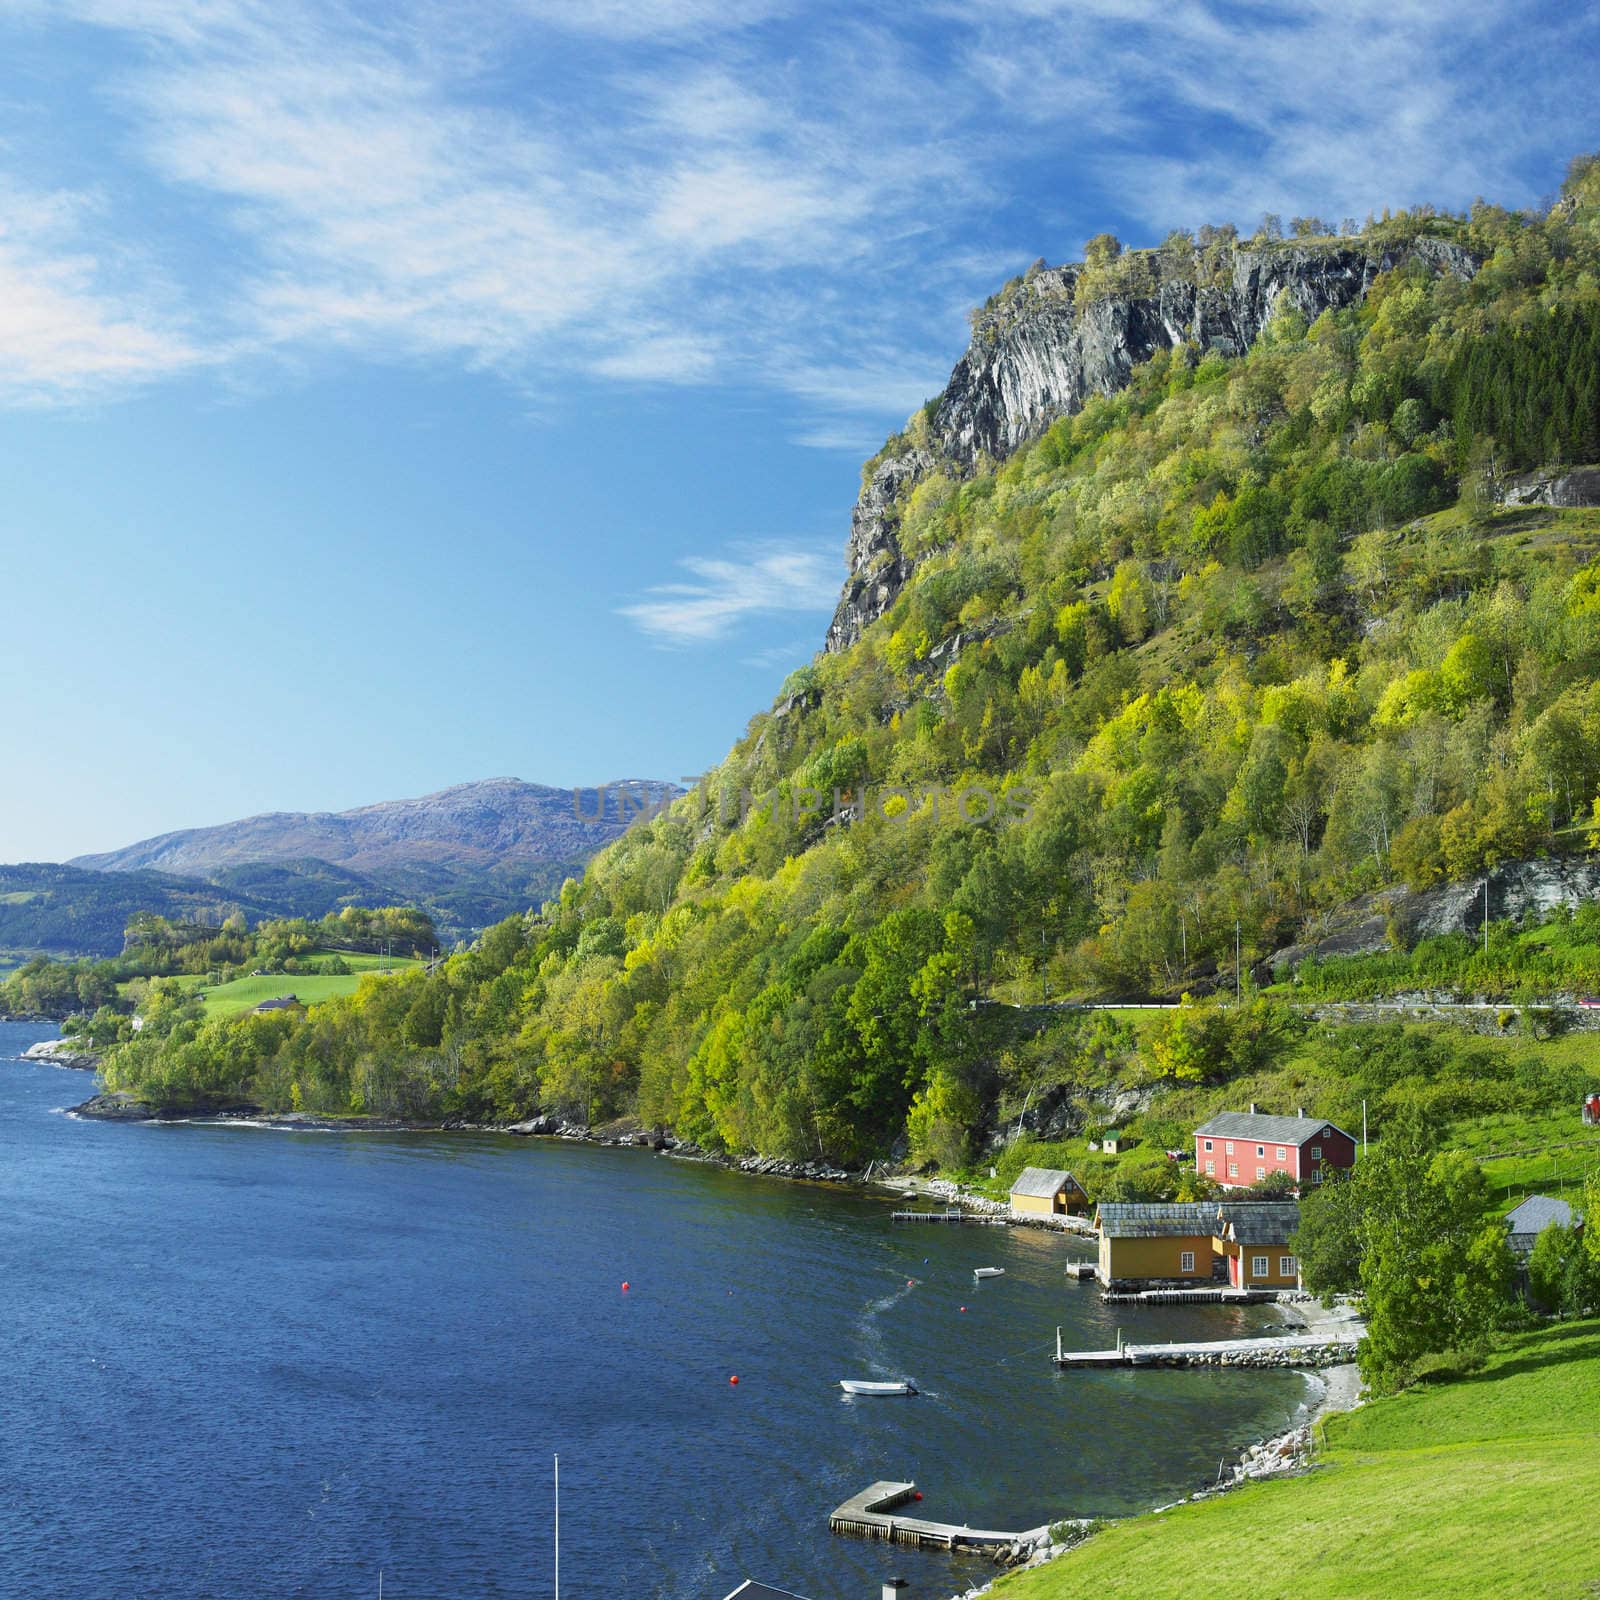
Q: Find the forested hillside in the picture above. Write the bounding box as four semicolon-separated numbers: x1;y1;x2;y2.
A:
103;156;1600;1162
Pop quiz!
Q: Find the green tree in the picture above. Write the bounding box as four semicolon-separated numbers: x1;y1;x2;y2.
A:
1357;1117;1514;1393
1292;1173;1365;1298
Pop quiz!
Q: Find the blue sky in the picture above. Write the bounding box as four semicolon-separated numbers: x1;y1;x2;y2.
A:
0;0;1593;860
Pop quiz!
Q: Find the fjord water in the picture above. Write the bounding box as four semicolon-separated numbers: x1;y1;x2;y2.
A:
1;1022;1307;1600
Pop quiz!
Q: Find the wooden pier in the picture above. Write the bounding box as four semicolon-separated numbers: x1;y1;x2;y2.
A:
828;1480;1046;1552
1053;1327;1359;1368
890;1209;1007;1226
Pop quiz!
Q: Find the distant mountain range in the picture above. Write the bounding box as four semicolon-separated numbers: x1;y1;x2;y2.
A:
2;778;676;957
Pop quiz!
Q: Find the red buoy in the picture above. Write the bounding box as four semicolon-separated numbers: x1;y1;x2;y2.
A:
907;1279;915;1287
730;1375;739;1385
622;1281;630;1291
959;1305;966;1312
913;1491;923;1501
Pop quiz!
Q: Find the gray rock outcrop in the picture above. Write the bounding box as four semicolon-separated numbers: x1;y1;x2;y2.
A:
1497;466;1600;508
826;237;1478;651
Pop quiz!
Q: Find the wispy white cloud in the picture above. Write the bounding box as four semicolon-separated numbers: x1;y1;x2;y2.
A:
618;545;839;644
0;0;1590;416
0;182;200;403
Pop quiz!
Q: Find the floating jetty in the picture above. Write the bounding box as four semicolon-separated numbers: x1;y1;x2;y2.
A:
890;1209;1007;1226
828;1481;1046;1552
1053;1327;1359;1369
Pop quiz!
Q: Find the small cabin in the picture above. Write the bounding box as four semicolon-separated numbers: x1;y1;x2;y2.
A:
1009;1166;1090;1218
1215;1202;1303;1289
1504;1194;1579;1262
250;994;303;1014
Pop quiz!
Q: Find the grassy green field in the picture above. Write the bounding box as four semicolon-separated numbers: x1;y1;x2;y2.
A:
195;955;422;1017
996;1319;1600;1600
112;950;425;1018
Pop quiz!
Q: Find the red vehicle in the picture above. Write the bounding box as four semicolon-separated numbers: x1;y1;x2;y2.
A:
1579;998;1600;1008
1584;1093;1600;1127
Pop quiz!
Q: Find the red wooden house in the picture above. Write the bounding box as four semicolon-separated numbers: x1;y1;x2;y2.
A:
1194;1106;1357;1191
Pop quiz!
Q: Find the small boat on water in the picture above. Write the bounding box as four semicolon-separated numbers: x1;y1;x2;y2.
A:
839;1379;917;1396
973;1267;1006;1279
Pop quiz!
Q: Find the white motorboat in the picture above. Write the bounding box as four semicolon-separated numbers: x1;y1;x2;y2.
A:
973;1266;1006;1279
839;1378;917;1396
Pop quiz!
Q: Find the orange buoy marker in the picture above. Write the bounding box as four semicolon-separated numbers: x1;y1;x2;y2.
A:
729;1375;739;1386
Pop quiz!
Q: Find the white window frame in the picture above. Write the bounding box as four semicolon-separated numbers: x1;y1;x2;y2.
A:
1225;1141;1234;1154
1256;1145;1265;1158
1203;1139;1213;1152
1251;1255;1269;1278
1180;1250;1195;1272
1228;1162;1238;1178
1280;1255;1296;1276
1256;1166;1266;1180
1311;1145;1322;1158
1204;1160;1215;1175
1311;1169;1323;1184
1276;1146;1286;1160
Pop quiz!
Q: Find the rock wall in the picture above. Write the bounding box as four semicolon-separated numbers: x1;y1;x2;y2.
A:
826;237;1478;651
1274;855;1600;971
1498;466;1600;508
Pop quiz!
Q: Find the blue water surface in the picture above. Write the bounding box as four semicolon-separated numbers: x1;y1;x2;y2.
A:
0;1021;1308;1600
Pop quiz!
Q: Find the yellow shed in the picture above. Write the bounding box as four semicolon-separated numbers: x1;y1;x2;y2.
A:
1009;1166;1090;1218
1095;1202;1222;1287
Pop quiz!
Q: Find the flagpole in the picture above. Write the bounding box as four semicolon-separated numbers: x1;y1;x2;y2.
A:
554;1454;560;1600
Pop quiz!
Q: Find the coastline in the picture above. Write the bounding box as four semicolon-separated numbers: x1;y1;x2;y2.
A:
41;1057;1362;1599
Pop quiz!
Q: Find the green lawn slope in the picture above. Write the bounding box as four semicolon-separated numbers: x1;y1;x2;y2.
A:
995;1320;1600;1600
194;957;422;1018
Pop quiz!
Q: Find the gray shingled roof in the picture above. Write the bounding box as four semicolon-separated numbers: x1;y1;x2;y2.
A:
1096;1202;1222;1238
1194;1111;1348;1146
1010;1165;1083;1199
1504;1194;1576;1237
1220;1202;1301;1244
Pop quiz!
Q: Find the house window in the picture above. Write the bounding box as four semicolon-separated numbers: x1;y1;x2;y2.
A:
1311;1145;1322;1158
1256;1166;1266;1180
1256;1145;1265;1158
1203;1139;1213;1152
1204;1160;1215;1175
1311;1169;1323;1184
1180;1251;1195;1272
1225;1141;1234;1154
1276;1146;1286;1160
1251;1255;1269;1278
1228;1162;1238;1178
1280;1256;1297;1276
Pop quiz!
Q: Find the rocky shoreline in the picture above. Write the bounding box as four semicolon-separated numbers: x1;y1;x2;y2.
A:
21;1038;101;1070
61;1094;860;1182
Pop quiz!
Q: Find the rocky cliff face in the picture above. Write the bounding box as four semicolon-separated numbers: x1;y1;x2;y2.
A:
826;236;1479;652
1498;465;1600;508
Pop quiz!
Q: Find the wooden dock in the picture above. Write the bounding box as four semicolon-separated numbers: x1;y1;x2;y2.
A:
1052;1328;1359;1368
828;1480;1046;1552
890;1209;1007;1226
